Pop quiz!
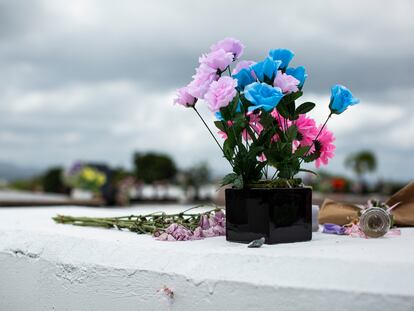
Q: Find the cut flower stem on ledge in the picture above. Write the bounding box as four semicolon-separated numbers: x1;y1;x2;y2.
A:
53;205;226;241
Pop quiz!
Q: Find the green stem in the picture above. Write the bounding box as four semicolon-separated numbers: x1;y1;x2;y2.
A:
53;207;222;235
299;111;333;165
192;107;224;154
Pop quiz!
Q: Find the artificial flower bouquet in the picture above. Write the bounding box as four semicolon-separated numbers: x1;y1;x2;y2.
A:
175;37;359;188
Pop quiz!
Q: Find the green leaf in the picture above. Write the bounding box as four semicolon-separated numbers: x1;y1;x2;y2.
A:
220;173;243;188
294;146;310;157
276;102;290;119
286;125;298;141
302;150;321;163
280;91;303;104
214;121;226;132
233;175;244;189
295;102;315;115
260;112;277;129
287;101;296;116
223;140;235;161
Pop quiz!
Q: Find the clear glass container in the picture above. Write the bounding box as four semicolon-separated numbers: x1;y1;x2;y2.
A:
359;207;391;238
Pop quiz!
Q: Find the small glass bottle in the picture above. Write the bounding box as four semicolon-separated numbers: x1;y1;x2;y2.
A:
359;207;391;238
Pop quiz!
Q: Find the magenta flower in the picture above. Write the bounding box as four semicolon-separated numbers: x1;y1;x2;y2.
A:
217;121;234;140
232;60;256;75
248;112;263;135
210;37;245;60
258;153;267;162
199;49;234;72
242;112;263;140
205;76;237;112
274;71;300;94
218;130;227;140
187;64;218;99
270;109;291;137
315;126;336;168
174;86;197;107
293;115;319;152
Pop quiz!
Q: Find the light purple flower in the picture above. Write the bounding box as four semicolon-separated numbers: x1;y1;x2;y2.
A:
232;60;256;75
210;37;245;60
199;49;234;72
68;161;83;176
157;223;194;241
274;70;300;94
205;76;237;112
213;210;225;226
199;214;210;230
155;211;226;241
187;64;218;99
212;224;225;235
193;227;204;239
193;211;226;238
173;86;197;107
201;227;217;237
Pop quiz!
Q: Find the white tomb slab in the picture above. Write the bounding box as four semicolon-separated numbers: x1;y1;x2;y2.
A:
1;206;414;311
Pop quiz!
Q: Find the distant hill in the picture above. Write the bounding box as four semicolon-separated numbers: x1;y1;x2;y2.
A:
0;162;43;182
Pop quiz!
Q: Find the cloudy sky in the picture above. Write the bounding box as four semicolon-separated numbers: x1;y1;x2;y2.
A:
0;0;413;181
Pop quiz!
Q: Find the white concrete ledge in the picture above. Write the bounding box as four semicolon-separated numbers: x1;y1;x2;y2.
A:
1;206;414;311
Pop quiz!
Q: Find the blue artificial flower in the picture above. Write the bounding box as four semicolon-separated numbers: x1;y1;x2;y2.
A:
244;82;284;112
286;66;307;88
268;49;294;70
232;68;256;91
329;84;360;114
251;57;281;82
215;111;224;120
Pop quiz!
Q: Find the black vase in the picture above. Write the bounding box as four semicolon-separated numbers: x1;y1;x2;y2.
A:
225;187;312;244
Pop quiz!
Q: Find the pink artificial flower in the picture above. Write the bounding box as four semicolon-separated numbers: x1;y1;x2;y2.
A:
205;76;237;112
293;115;319;152
315;126;336;168
242;112;263;141
173;86;197;107
270;109;291;142
231;60;256;75
199;49;234;72
258;153;267;162
274;70;300;94
187;64;218;99
218;130;227;140
210;37;245;59
270;109;291;131
217;121;233;140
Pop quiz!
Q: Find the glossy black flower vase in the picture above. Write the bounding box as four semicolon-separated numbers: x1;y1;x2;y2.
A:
225;187;312;244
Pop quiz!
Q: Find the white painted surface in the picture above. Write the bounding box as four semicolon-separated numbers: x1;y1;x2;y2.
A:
0;205;414;311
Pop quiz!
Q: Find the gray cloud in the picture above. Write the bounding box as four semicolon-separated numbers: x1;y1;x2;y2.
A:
0;0;413;181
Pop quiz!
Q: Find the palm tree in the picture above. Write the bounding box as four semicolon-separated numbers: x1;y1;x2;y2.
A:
345;150;377;181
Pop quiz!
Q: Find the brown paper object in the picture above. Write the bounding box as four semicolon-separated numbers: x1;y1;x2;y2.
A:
386;181;414;226
318;198;360;226
319;181;414;226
